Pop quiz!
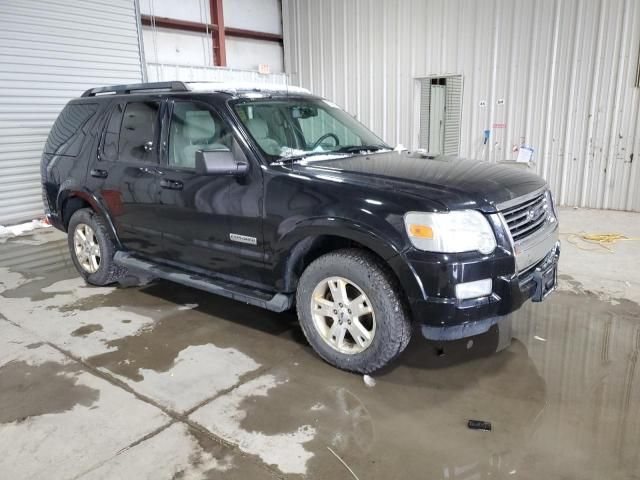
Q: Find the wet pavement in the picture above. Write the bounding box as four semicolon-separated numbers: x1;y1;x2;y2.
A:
1;227;639;479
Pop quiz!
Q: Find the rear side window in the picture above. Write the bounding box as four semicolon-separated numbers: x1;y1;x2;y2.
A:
101;103;124;162
118;101;160;163
44;103;97;156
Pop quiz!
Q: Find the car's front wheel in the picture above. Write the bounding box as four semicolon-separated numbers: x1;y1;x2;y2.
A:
296;249;412;373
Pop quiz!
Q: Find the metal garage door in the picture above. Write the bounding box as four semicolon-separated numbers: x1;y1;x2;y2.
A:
0;0;144;225
442;75;462;156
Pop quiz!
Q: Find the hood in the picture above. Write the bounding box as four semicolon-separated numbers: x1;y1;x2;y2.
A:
294;151;546;212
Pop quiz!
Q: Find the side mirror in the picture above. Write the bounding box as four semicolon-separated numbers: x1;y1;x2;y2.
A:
195;149;249;176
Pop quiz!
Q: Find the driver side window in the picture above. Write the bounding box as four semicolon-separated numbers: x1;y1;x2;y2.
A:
168;102;231;169
297;108;361;148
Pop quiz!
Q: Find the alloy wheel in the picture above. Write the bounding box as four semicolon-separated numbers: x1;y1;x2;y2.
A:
73;223;101;273
310;276;376;354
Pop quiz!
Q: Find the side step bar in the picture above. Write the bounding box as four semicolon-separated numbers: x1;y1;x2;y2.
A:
114;252;293;313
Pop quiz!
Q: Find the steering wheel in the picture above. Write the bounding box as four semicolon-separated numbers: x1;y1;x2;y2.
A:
311;133;340;150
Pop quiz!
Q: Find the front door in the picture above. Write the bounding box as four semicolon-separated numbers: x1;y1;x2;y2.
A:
156;99;265;284
88;98;164;256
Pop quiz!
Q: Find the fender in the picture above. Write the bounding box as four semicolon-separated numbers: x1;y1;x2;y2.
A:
273;217;423;298
56;187;122;248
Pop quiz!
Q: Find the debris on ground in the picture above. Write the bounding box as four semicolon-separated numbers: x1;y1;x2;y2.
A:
327;446;360;480
467;419;492;431
363;375;376;387
0;219;51;239
564;232;640;252
178;303;199;310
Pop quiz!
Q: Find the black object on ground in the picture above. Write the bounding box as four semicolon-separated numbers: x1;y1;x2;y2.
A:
467;419;492;431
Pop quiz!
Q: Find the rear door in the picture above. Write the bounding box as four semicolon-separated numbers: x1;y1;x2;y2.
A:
87;97;164;256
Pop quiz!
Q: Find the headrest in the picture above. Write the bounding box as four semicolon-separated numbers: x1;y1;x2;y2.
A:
184;110;216;140
246;118;269;139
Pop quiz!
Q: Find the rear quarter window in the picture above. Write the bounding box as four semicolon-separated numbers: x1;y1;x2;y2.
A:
44;103;98;156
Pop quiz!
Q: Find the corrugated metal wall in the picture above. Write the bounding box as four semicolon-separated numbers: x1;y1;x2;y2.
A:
0;0;144;225
282;0;640;211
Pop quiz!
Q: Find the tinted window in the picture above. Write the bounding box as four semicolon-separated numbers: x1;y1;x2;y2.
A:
118;101;160;163
101;103;124;161
44;103;97;156
168;102;231;169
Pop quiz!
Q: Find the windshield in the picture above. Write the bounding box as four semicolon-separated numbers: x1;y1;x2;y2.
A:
231;97;389;162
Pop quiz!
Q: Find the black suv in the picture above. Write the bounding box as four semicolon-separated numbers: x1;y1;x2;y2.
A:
41;81;560;373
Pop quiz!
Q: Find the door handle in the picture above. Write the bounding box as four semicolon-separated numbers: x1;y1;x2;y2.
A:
160;178;183;190
144;141;154;152
90;169;108;178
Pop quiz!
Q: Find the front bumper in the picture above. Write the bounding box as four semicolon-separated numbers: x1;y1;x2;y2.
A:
389;225;560;341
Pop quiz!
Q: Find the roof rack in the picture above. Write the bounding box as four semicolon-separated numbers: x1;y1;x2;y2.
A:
81;81;189;97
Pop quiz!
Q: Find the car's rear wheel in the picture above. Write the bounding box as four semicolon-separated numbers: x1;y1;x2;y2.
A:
67;208;126;286
296;249;412;373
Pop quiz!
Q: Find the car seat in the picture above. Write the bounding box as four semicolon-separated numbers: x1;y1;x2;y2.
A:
172;110;228;168
245;118;281;156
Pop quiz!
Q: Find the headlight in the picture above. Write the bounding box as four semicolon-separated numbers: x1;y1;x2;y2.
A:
545;189;557;218
404;210;497;254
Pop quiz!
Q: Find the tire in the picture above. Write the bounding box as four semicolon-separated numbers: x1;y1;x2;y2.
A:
296;248;412;373
67;208;126;286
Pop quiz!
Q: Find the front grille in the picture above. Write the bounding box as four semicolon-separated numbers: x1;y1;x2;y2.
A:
502;191;550;243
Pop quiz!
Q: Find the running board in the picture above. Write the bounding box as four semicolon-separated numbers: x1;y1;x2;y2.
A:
114;251;293;312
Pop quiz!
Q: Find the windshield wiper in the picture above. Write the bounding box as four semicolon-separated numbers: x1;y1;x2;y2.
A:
335;144;389;153
274;151;340;163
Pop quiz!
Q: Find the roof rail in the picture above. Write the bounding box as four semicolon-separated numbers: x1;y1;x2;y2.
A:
81;81;189;97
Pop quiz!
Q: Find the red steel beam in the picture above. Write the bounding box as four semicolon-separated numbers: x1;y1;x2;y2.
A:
140;14;284;45
224;26;283;42
140;15;216;34
209;0;226;66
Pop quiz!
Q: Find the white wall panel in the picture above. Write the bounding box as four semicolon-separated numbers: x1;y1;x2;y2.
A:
140;0;210;23
283;0;640;211
226;37;284;73
142;27;214;65
223;0;283;34
142;0;285;73
0;0;144;225
147;62;287;85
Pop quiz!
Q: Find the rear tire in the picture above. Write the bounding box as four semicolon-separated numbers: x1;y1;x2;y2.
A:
296;248;412;373
67;208;126;286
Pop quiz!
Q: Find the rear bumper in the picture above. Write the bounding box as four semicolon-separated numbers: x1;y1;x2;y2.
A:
389;229;560;341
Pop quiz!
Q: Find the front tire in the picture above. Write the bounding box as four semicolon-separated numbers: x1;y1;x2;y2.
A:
296;249;412;373
67;208;125;286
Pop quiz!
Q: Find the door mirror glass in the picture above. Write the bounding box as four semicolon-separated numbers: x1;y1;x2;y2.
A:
195;149;249;176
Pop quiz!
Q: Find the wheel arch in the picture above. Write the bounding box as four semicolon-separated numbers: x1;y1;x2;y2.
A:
57;188;121;247
277;221;407;296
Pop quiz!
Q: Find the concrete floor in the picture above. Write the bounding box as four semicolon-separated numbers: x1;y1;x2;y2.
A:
0;207;639;479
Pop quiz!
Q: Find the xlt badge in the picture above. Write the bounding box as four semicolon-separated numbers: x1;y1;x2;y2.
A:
230;233;257;245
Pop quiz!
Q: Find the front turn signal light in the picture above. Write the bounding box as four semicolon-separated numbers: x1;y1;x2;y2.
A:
408;224;433;239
